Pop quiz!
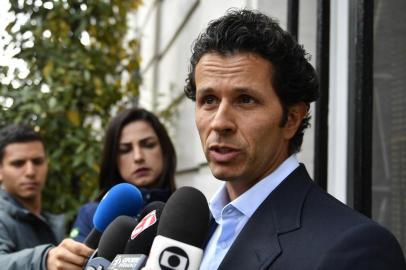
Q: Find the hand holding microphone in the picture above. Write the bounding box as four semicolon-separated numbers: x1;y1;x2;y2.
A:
46;239;94;270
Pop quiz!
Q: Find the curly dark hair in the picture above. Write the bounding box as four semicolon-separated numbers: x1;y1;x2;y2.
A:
184;9;319;154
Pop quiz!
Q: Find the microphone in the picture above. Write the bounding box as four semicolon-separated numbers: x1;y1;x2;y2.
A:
84;215;138;270
125;201;165;255
84;183;143;249
145;186;210;270
108;201;165;270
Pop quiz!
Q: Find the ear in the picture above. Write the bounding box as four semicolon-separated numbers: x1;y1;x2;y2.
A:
283;102;308;140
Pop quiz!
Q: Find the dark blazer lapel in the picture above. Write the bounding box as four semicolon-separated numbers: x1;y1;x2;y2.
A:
203;216;218;249
218;165;313;270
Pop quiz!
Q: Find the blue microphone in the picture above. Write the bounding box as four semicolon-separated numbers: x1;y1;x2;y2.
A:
84;183;143;249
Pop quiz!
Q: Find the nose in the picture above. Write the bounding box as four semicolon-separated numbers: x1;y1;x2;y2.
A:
210;101;236;135
133;146;145;163
25;161;36;178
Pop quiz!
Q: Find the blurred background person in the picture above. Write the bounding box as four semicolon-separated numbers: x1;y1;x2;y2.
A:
70;107;177;242
0;124;93;270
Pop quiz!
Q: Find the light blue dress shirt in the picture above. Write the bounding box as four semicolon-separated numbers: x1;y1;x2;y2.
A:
199;155;299;270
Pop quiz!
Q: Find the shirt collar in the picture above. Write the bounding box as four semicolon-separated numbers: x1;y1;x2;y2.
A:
209;155;299;221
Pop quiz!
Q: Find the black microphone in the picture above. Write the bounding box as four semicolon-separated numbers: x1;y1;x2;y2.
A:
99;216;139;261
84;215;138;270
144;186;210;270
108;201;165;270
84;183;143;249
125;201;165;255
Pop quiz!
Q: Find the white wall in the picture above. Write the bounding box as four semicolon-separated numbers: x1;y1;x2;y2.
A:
328;0;349;203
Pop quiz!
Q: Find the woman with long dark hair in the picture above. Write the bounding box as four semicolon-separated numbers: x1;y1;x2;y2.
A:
70;108;176;242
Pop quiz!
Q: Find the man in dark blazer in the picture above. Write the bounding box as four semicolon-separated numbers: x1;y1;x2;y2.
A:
184;9;406;270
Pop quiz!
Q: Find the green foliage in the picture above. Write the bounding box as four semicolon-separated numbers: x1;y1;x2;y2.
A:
0;0;142;221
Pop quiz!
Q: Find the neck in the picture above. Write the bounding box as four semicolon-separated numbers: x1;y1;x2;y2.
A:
225;154;290;201
225;182;246;201
17;196;42;216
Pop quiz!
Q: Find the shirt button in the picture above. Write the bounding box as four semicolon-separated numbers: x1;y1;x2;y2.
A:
221;242;228;249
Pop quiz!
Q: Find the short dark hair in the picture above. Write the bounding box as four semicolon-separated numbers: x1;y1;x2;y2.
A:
184;9;319;154
0;124;44;162
97;108;177;200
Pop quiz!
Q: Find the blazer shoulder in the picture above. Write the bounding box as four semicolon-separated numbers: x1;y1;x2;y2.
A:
315;222;406;270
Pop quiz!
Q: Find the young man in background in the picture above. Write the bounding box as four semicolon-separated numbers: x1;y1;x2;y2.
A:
0;124;93;270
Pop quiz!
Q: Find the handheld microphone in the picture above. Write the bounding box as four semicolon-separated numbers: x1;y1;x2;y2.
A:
125;201;165;255
84;215;137;270
84;183;143;249
145;186;210;270
108;201;165;270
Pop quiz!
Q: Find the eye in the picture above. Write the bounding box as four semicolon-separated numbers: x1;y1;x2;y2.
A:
118;144;132;154
32;158;45;166
198;95;219;109
238;94;256;104
141;140;158;149
202;95;217;104
10;160;26;168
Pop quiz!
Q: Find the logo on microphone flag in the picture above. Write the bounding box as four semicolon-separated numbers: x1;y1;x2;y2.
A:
131;210;157;239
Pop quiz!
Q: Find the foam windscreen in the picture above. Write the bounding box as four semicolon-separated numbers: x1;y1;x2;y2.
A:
93;183;143;232
97;215;138;262
157;186;210;248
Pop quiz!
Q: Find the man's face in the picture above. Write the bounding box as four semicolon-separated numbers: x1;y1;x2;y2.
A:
195;52;303;192
0;141;48;202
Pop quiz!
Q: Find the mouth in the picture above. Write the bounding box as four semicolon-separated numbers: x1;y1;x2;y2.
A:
20;182;39;189
133;167;151;177
208;145;241;163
